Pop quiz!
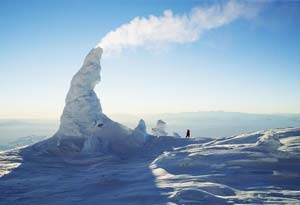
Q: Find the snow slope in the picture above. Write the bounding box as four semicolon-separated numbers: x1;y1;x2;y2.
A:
0;128;299;204
152;128;300;204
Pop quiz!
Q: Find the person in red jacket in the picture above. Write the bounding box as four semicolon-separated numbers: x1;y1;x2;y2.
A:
186;129;191;139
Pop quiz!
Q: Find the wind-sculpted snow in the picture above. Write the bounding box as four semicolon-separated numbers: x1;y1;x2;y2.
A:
151;128;300;204
0;128;299;204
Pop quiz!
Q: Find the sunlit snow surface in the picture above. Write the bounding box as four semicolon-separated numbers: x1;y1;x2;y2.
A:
1;128;300;204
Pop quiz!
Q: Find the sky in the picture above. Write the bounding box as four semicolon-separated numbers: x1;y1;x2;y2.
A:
0;0;300;119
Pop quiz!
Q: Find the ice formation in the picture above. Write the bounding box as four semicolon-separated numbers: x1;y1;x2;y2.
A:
256;131;282;151
152;120;168;136
47;47;147;155
133;119;147;140
56;48;106;148
173;132;181;138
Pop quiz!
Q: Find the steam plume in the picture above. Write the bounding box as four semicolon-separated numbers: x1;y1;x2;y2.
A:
97;0;260;56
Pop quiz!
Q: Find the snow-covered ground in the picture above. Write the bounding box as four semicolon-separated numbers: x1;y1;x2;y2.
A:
0;128;299;204
1;47;299;204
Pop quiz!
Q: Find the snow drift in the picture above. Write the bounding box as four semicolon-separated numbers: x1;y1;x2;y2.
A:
1;128;299;204
150;128;300;204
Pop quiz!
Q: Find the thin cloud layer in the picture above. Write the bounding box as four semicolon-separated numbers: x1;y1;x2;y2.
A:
97;0;260;56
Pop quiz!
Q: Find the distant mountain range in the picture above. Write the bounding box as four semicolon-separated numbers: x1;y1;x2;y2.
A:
0;119;58;144
110;111;300;138
0;135;48;151
0;111;299;149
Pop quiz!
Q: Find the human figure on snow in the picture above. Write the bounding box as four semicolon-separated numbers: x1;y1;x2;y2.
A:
186;129;190;139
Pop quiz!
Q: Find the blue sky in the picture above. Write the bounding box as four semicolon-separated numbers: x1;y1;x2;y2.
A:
0;0;300;119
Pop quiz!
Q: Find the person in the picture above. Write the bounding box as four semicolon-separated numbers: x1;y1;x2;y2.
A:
186;129;190;139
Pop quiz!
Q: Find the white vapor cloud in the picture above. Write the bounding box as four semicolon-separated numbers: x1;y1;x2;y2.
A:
97;0;260;56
